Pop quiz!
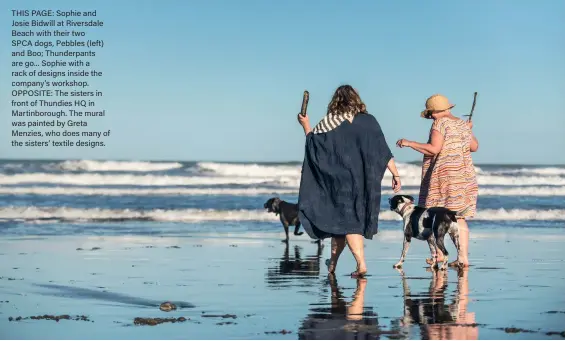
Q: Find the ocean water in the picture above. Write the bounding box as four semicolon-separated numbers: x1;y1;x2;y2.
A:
2;160;565;339
0;159;564;236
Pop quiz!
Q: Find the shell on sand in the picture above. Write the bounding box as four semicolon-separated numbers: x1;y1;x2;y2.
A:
159;301;177;312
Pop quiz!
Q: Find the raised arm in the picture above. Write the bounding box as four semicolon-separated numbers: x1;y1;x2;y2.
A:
297;113;312;136
468;121;479;152
470;134;479;152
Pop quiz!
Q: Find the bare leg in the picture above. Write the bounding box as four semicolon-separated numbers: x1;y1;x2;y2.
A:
457;218;469;267
394;236;411;268
326;236;346;273
346;234;367;276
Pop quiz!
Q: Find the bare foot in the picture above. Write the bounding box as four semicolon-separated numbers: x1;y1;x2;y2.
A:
351;265;367;278
350;269;367;278
449;260;470;268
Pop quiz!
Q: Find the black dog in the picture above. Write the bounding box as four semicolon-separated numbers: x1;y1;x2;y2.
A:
264;197;303;243
389;194;461;270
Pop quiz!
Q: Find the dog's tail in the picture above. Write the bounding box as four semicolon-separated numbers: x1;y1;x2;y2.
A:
448;210;460;223
452;208;471;222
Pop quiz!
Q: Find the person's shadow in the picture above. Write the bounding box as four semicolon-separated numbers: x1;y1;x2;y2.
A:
396;268;479;339
265;243;323;288
297;275;387;339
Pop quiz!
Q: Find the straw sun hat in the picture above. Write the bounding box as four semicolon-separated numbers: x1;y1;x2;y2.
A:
420;94;455;118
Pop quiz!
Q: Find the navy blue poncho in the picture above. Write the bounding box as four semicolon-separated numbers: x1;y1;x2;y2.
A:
297;113;393;240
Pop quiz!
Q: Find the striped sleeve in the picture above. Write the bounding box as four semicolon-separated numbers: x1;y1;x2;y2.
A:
431;118;449;136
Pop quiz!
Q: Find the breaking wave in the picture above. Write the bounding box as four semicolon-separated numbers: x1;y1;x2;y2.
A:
195;162;301;177
196;162;481;178
1;206;564;223
0;173;294;187
487;167;565;176
1;186;565;197
47;160;183;172
0;186;297;196
1;173;564;187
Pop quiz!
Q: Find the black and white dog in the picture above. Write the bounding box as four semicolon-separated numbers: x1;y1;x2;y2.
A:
389;195;461;271
264;197;303;243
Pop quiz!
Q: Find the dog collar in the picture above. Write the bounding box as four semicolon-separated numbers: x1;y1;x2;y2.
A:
398;202;412;216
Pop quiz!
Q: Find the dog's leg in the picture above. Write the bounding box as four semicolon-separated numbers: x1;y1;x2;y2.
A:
433;221;449;271
293;222;304;236
394;236;411;269
427;236;439;270
436;235;449;271
282;223;289;243
449;223;462;266
279;215;290;243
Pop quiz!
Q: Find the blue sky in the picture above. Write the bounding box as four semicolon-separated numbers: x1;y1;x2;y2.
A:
1;0;564;164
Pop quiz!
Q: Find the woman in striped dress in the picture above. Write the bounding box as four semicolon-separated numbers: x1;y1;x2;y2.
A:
396;94;479;268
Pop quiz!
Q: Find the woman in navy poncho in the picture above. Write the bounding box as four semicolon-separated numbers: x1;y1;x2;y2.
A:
297;85;402;277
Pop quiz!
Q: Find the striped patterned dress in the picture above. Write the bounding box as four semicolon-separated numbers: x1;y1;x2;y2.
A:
418;117;478;218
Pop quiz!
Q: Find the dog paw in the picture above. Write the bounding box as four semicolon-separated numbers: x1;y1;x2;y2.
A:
294;232;304;236
281;239;289;243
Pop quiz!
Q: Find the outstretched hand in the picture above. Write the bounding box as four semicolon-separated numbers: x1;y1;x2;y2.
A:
396;139;410;148
466;120;474;130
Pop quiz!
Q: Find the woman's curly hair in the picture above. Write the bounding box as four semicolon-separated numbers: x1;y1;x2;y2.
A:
327;85;367;115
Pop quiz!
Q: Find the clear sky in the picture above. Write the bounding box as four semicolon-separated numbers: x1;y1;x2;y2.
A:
1;0;564;164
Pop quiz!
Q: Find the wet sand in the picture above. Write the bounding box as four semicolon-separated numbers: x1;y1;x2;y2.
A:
1;228;564;339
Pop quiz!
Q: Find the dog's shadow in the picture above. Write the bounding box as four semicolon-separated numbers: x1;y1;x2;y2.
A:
394;268;478;339
264;243;323;288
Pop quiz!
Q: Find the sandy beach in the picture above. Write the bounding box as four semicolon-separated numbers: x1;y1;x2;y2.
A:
1;228;564;339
